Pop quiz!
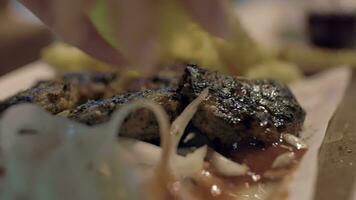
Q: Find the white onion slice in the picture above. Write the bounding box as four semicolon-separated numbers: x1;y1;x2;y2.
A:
172;145;207;178
117;89;209;179
118;137;161;167
272;152;295;169
283;133;308;150
0;104;140;200
109;100;172;162
210;151;249;176
183;132;195;143
170;88;208;150
118;137;207;179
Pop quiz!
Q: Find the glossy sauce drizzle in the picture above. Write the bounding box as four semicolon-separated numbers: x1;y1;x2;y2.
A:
188;142;306;200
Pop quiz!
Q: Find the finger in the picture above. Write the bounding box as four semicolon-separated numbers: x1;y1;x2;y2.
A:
20;0;86;40
50;0;87;45
181;0;232;38
74;18;126;66
20;0;125;66
19;0;54;25
108;0;160;69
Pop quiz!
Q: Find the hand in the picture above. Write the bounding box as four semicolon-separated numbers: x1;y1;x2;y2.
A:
20;0;232;70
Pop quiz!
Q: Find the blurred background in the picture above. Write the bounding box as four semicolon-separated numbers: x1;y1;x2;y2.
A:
1;0;356;77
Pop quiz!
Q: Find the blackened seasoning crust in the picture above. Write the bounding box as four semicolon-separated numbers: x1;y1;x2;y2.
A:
67;89;181;141
127;63;186;91
177;65;305;146
61;72;119;102
0;72;119;114
0;81;79;114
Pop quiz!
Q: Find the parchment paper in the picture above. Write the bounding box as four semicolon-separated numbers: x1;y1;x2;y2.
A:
288;67;351;200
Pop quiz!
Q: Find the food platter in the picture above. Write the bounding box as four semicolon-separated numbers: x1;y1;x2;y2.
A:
0;62;353;200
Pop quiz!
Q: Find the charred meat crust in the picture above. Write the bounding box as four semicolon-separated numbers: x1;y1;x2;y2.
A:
61;72;119;102
67;89;181;141
0;81;79;114
127;63;186;91
0;65;183;115
0;72;119;114
177;64;305;145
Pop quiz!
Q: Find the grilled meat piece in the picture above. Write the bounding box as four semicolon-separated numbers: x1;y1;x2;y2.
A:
0;81;79;114
178;65;305;146
65;65;305;146
128;63;186;91
0;72;119;114
0;64;183;115
61;72;119;102
67;89;181;141
0;64;305;148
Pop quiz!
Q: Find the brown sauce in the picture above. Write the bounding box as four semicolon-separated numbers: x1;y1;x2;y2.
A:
188;143;306;200
189;167;240;200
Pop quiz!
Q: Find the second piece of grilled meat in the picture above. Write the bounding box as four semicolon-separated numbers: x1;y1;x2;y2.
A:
178;65;305;146
66;89;181;141
62;72;119;102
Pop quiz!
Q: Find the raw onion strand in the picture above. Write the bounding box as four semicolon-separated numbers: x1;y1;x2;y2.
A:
170;88;208;151
109;100;172;169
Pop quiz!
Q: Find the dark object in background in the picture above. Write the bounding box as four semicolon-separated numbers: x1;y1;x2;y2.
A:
308;13;356;49
0;0;8;10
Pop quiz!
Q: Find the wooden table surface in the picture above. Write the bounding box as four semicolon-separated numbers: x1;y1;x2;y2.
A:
315;70;356;200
